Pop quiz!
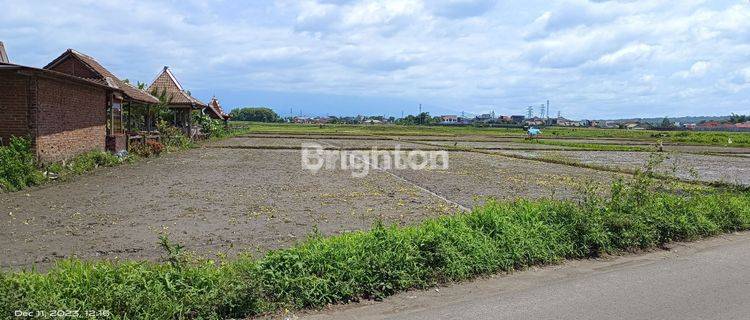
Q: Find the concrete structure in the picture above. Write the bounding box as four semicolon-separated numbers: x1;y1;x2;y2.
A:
440;115;458;124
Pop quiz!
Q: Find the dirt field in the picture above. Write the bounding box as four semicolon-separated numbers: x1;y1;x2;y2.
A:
214;136;439;150
412;140;580;150
0;147;457;269
494;150;750;185
1;133;747;270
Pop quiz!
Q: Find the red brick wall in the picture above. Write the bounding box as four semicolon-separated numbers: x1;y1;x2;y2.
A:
0;70;30;145
34;77;108;163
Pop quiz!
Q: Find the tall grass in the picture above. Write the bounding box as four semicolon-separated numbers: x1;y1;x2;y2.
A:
0;137;44;191
2;173;749;319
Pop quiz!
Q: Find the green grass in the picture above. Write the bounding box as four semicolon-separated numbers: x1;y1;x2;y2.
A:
238;122;750;147
542;127;750;146
3;173;749;319
520;139;655;152
240;122;524;137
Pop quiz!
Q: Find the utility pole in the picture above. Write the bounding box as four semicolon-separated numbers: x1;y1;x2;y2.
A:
540;104;545;120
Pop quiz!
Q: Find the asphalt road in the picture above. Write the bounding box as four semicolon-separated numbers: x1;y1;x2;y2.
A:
300;232;750;320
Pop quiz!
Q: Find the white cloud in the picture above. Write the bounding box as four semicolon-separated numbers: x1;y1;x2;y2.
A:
0;0;748;118
675;60;711;79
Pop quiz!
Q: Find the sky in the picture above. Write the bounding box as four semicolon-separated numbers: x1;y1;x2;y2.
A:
1;0;749;119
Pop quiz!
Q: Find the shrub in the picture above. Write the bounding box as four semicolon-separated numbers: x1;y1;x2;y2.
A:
45;150;122;177
128;142;153;158
146;140;165;156
157;120;192;150
194;114;229;139
0;137;43;191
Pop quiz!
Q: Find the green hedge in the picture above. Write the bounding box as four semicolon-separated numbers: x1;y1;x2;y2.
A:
2;178;749;319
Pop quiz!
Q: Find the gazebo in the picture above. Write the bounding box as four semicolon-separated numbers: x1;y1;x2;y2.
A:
148;66;207;137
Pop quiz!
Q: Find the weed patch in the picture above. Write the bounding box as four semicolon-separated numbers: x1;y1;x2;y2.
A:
47;150;122;177
0;137;43;191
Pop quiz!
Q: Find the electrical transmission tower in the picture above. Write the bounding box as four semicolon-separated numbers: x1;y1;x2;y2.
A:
527;106;533;118
540;104;546;119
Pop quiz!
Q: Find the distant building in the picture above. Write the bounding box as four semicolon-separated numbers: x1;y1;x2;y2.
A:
293;116;310;124
556;118;579;127
592;121;618;128
524;117;545;126
458;117;473;125
510;115;526;124
475;113;495;123
440;115;458;124
695;121;750;132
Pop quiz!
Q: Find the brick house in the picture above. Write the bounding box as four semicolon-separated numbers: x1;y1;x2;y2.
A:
0;62;116;163
44;49;159;152
148;66;207;136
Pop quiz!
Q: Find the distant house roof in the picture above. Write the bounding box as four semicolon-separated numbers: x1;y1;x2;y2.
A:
44;49;159;105
148;66;207;108
0;41;8;63
205;96;230;120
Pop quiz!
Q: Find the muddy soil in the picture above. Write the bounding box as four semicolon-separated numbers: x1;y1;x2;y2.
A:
495;150;750;186
214;137;436;150
0;147;459;270
413;140;577;150
379;151;622;208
